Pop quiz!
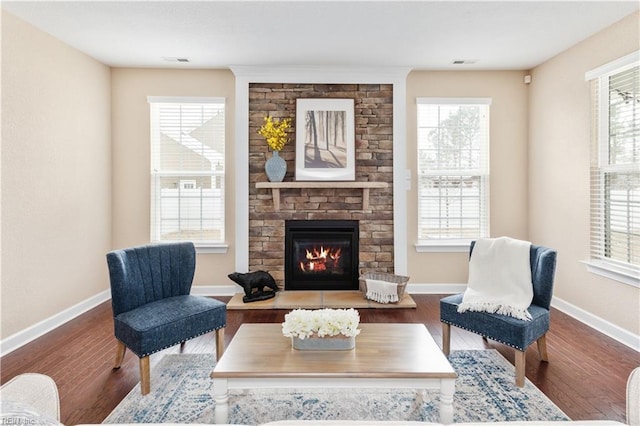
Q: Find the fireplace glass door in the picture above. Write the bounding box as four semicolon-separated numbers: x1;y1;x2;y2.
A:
285;220;359;291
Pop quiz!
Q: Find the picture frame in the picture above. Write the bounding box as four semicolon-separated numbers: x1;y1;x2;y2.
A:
295;98;355;181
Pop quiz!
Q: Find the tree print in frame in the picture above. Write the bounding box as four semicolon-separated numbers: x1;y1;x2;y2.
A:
295;98;355;181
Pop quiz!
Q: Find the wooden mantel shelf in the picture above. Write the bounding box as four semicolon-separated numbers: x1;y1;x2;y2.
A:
255;181;389;211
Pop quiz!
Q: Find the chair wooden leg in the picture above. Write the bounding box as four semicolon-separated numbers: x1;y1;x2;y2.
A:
113;340;126;369
442;323;451;356
537;334;549;362
216;327;225;360
515;349;526;387
139;356;150;395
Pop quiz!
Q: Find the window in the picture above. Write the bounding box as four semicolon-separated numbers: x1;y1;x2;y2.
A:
180;180;196;190
586;52;639;285
416;98;491;250
148;97;226;249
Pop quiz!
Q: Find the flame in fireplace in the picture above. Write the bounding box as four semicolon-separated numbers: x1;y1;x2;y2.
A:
299;246;342;273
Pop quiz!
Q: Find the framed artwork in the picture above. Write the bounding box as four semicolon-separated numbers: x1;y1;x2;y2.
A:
295;98;355;181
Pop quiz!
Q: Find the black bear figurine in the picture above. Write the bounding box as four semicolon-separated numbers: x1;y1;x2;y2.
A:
228;270;279;303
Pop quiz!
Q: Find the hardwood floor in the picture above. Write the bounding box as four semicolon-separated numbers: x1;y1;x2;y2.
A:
1;295;638;425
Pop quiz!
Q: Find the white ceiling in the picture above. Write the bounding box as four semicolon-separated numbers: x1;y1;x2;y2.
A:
3;1;638;70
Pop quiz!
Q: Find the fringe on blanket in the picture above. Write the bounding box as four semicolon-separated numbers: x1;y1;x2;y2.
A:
457;302;532;321
365;279;398;304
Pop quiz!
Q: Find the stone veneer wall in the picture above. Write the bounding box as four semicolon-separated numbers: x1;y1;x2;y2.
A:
248;83;394;289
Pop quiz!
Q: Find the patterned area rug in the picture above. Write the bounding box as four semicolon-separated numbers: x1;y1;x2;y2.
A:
103;350;568;424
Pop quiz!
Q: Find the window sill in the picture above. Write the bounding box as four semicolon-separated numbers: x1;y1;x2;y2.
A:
581;260;639;288
196;244;229;254
415;240;472;253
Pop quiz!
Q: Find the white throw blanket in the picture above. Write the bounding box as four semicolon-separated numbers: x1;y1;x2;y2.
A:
365;279;398;304
458;237;533;321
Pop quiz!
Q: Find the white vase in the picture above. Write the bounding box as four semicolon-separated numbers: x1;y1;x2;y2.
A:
292;334;355;351
265;150;286;182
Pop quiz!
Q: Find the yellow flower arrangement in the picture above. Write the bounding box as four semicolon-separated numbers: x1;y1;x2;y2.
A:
258;116;292;151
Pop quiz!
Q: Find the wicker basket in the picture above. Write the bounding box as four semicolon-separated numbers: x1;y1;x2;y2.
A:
359;271;410;303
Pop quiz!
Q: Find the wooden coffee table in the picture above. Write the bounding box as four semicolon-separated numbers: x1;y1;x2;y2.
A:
211;323;457;424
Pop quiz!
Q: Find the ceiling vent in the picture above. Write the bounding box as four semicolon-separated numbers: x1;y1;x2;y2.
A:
162;57;190;63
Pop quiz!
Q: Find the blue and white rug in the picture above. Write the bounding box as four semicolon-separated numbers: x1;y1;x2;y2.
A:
102;350;569;424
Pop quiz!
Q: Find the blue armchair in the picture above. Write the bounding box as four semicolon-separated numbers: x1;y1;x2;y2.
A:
440;242;557;387
106;242;226;395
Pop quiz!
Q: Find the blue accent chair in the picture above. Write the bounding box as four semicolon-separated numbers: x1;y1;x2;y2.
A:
440;242;557;387
106;242;226;395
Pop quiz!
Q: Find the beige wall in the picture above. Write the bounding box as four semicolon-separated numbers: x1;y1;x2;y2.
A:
2;6;637;345
406;71;530;283
110;68;235;286
529;12;640;335
1;12;112;339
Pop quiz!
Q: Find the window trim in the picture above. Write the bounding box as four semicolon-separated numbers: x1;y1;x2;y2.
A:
148;96;227;251
415;97;492;250
147;96;225;104
581;260;639;287
585;50;639;81
584;51;640;287
414;239;471;253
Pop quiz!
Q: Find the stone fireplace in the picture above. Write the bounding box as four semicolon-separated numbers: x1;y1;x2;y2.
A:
285;219;359;291
245;81;398;290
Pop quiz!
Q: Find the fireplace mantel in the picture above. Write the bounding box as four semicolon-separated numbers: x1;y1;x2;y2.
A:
256;181;389;211
232;65;410;275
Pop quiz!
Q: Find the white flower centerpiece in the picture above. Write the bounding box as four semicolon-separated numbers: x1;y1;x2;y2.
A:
282;308;361;351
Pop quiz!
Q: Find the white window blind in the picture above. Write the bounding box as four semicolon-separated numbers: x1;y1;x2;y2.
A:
587;54;639;282
148;97;225;246
416;98;491;244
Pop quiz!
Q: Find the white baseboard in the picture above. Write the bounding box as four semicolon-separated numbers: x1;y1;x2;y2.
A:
0;289;111;357
406;282;467;294
191;284;240;296
4;284;637;357
551;296;640;352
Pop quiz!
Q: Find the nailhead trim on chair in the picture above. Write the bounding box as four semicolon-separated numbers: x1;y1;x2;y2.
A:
138;325;225;357
440;319;527;351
